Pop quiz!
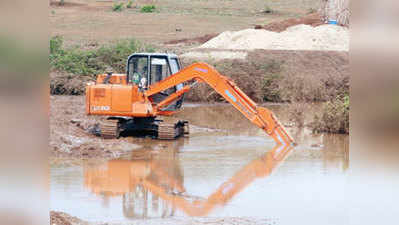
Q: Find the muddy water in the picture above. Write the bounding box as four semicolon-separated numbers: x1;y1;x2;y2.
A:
50;104;349;225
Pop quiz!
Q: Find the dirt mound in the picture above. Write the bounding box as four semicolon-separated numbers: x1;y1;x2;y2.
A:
182;50;247;60
200;24;349;51
256;13;324;32
165;33;219;45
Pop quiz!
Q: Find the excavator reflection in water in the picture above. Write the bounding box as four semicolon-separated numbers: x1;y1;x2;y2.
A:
84;140;293;219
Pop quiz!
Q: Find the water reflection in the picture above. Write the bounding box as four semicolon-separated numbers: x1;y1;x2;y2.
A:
84;143;293;218
84;140;185;218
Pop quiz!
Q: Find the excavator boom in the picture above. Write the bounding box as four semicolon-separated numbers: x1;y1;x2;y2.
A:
146;62;295;146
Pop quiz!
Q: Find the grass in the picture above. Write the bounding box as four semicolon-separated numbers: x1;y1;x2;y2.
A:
112;2;124;12
141;5;156;13
126;0;133;8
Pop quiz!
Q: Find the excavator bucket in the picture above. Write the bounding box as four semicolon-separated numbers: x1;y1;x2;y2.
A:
256;107;295;146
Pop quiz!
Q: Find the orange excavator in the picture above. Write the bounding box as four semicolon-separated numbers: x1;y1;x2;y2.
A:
84;144;294;218
86;53;294;145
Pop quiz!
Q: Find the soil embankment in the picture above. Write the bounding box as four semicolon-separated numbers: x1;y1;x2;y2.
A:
50;95;141;160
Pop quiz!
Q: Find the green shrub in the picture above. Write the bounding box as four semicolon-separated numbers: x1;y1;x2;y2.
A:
310;94;349;134
50;36;63;55
112;2;124;12
126;0;133;8
49;36;155;76
141;5;156;13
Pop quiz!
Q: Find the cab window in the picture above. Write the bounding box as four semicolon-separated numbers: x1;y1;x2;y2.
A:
128;56;148;85
169;58;180;74
150;57;170;85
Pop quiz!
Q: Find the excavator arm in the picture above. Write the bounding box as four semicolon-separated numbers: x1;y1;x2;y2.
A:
145;62;295;146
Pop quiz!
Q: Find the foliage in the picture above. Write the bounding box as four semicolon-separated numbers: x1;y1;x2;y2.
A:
49;36;155;76
141;5;156;13
50;36;63;55
310;94;349;134
126;0;133;8
112;2;124;12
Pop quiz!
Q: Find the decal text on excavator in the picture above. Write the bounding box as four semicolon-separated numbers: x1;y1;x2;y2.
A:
92;106;110;111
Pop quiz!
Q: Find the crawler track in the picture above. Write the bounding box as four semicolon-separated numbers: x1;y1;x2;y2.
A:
158;122;181;140
100;119;189;140
158;121;189;140
100;120;120;139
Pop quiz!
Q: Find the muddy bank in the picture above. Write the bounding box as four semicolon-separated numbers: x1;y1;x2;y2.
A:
50;96;229;161
50;95;142;160
50;211;87;225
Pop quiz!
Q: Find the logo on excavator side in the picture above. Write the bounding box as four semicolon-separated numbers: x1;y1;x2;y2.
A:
225;90;237;102
194;68;208;73
92;106;110;111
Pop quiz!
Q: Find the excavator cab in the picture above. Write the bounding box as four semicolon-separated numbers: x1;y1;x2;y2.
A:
126;53;184;110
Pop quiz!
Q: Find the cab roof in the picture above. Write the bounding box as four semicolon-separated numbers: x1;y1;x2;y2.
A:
129;52;178;58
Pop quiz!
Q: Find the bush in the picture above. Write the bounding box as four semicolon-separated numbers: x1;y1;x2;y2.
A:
50;36;155;76
50;36;63;55
141;5;156;13
112;2;124;12
310;94;349;134
126;0;133;8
